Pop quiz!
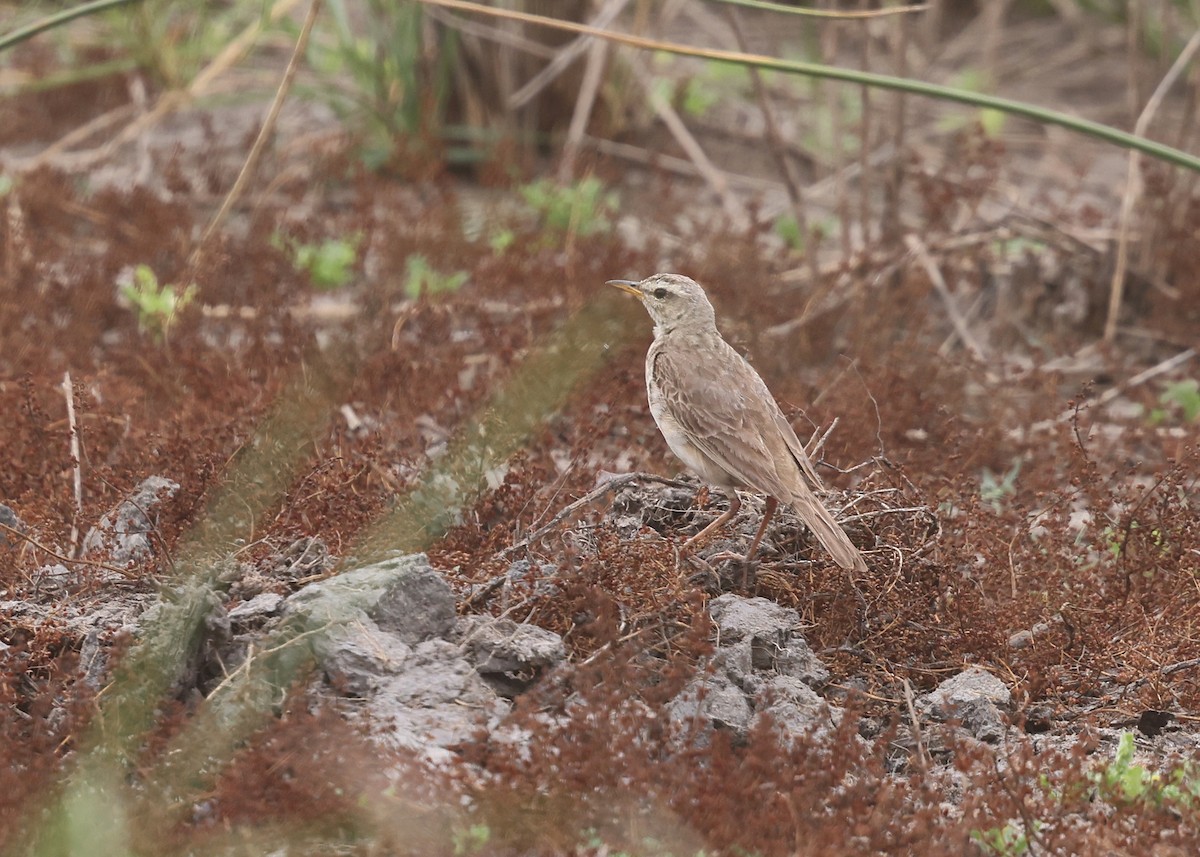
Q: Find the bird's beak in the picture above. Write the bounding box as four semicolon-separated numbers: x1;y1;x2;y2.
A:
606;279;643;299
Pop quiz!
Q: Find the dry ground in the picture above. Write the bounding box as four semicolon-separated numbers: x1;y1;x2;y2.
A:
3;6;1200;855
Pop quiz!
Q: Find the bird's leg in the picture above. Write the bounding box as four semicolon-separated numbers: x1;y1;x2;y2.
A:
744;496;779;562
682;491;741;551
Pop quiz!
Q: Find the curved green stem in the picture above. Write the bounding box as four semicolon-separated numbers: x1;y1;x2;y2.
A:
415;0;1200;175
0;0;144;54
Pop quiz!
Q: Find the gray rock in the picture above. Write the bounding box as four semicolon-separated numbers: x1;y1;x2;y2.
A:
755;676;841;742
459;615;565;696
0;503;25;546
321;625;413;696
284;555;508;761
286;554;454;644
82;476;180;564
368;639;508;762
370;568;457;643
709;594;801;669
227;592;285;624
775;637;830;688
918;667;1011;744
713;638;756;691
670;673;753;737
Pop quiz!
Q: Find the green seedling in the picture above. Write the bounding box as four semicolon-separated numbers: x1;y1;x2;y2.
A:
980;459;1022;511
970;820;1035;856
403;254;468;299
938;69;1006;137
451;823;490;856
1089;731;1200;808
119;264;197;343
273;233;361;290
300;0;457;171
519;177;618;237
774;212;805;253
488;228;515;254
1155;378;1200;424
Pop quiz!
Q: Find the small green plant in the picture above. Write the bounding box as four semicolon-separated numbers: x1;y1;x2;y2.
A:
302;0;457;170
119;264;197;343
939;69;1007;136
970;819;1035;856
1088;732;1200;809
403;255;468;299
774;212;805;253
273;233;361;290
451;822;490;856
487;228;515;254
519;177;618;237
1148;378;1200;424
980;459;1022;511
650;55;751;119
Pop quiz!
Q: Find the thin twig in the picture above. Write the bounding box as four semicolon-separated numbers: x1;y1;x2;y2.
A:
24;0;308;174
0;521;139;579
190;0;323;270
500;472;695;559
905;233;988;362
1030;347;1198;432
725;8;806;230
902;678;928;772
644;79;744;221
558;38;609;183
507;0;631;109
1104;28;1200;343
62;372;82;558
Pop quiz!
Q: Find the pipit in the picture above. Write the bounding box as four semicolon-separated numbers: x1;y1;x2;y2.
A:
608;272;867;572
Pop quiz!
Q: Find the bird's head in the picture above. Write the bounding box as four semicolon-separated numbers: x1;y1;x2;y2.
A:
606;272;716;332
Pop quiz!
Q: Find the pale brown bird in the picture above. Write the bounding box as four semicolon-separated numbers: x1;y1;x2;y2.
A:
608;272;867;572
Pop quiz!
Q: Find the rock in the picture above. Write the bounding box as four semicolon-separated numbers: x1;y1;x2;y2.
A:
322;626;412;697
286;553;455;645
227;592;284;623
775;637;830;688
0;503;25;547
670;672;753;738
755;676;841;743
459;615;565;697
918;667;1011;743
709;594;800;670
283;554;507;762
82;476;180;564
368;639;507;762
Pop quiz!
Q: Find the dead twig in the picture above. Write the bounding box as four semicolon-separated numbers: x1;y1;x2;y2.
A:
1104;28;1200;342
465;472;695;609
0;521;139;580
902;678;929;772
62;372;82;558
644;79;744;221
508;0;631;109
905;233;988;362
190;0;323;270
558;38;609;182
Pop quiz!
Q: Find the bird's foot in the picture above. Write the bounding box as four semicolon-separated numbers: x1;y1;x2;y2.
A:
685;549;759;593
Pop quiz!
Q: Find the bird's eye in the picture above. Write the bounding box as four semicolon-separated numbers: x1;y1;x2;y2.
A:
653;287;668;299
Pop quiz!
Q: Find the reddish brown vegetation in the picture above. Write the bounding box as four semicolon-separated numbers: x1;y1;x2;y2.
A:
2;48;1200;857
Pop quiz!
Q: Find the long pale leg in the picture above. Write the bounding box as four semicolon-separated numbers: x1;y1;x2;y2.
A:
744;496;778;562
682;492;741;550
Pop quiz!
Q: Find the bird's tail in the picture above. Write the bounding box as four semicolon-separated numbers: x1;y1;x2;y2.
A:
788;491;867;572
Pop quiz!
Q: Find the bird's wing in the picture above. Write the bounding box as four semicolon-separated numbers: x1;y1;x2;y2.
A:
651;337;802;499
652;335;865;572
772;409;826;490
